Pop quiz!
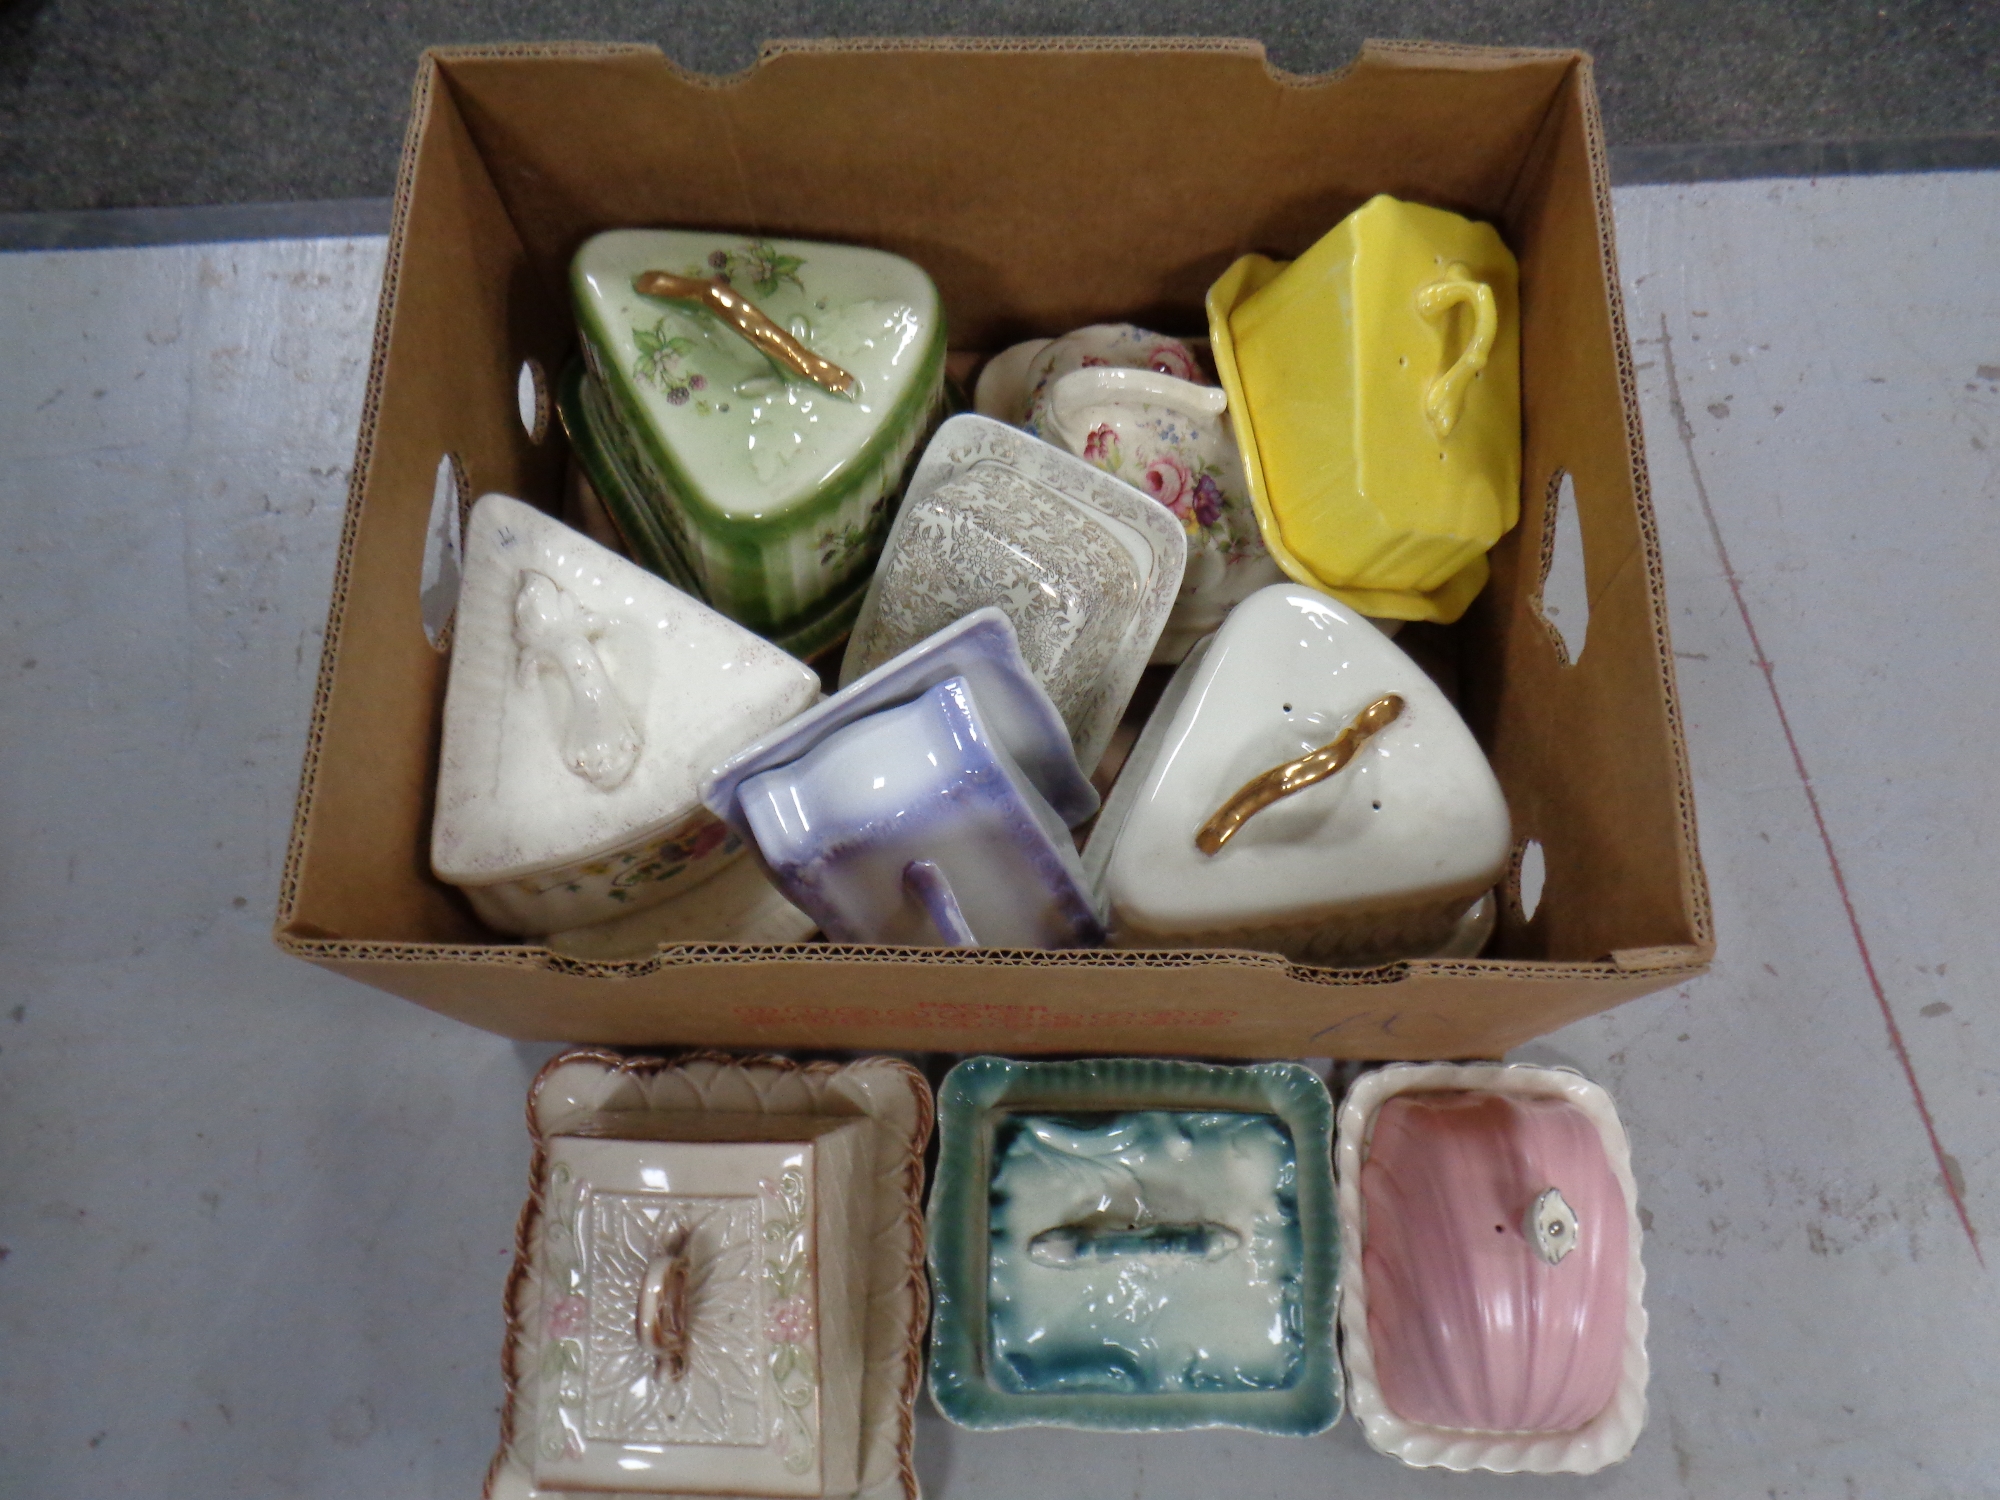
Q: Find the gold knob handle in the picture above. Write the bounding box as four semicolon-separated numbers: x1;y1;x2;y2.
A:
633;271;856;398
1194;695;1404;856
637;1247;691;1380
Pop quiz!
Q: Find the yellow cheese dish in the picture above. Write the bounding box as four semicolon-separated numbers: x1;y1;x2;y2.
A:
1207;195;1521;623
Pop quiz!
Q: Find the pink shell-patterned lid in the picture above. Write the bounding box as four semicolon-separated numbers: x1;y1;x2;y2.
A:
1335;1063;1649;1475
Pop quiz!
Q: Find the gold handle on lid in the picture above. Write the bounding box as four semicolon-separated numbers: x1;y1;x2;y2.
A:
1194;694;1404;856
633;271;856;397
637;1245;692;1380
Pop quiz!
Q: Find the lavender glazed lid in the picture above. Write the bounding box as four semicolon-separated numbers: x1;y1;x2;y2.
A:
702;607;1099;839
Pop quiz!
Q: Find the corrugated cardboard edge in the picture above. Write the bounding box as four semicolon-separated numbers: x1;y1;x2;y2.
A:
486;1050;934;1500
1564;51;1715;958
273;38;1713;1012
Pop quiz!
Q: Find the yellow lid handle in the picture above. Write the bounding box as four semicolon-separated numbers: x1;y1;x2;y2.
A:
1414;263;1497;441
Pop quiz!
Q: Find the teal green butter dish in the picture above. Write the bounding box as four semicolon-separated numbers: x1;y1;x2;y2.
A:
927;1056;1342;1433
571;230;947;642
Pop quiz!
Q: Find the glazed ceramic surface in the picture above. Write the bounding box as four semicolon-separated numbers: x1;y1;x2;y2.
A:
571;230;947;640
1336;1064;1650;1475
704;608;1098;841
1036;366;1282;662
430;493;821;936
927;1057;1341;1434
1210;195;1522;624
1085;583;1510;964
972;323;1203;428
1362;1091;1628;1435
557;359;705;598
545;855;819;961
840;415;1186;769
735;676;1103;949
987;1111;1304;1395
527;1127;870;1497
488;1051;935;1500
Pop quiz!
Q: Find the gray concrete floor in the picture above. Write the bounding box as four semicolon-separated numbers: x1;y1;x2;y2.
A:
1;168;1996;1496
1;2;1998;213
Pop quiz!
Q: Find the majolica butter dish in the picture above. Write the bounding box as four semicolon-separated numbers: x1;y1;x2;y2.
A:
431;493;820;936
1336;1063;1649;1475
487;1050;935;1500
928;1056;1341;1434
840;415;1186;772
1085;583;1510;965
572;230;947;648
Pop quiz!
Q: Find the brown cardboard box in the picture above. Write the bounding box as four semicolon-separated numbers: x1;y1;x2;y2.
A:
276;37;1712;1058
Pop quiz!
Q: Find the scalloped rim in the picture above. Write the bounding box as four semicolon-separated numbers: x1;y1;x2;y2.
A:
485;1050;934;1500
1334;1062;1649;1474
926;1055;1342;1434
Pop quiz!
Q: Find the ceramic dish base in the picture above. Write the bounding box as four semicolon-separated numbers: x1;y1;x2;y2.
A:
486;1052;933;1500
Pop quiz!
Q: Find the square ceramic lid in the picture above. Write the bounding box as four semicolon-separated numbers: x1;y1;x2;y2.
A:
431;493;820;884
840;415;1186;772
571;230;943;523
1095;584;1510;935
530;1134;848;1497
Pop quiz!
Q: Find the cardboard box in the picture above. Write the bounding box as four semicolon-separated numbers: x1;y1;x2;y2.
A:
276;38;1713;1058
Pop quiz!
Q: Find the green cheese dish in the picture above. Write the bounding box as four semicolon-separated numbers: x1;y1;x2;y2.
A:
571;230;947;644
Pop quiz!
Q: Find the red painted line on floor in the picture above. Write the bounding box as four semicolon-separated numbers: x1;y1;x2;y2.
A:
1658;314;1982;1266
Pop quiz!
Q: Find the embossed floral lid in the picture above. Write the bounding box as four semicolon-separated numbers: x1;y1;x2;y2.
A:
431;493;820;886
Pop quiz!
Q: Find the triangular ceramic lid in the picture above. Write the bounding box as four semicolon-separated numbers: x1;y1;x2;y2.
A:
571;230;944;522
431;494;820;883
1096;584;1509;934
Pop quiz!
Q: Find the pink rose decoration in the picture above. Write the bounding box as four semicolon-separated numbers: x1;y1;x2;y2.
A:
765;1296;814;1345
1139;453;1194;522
1148;343;1199;381
547;1294;589;1339
1082;423;1120;466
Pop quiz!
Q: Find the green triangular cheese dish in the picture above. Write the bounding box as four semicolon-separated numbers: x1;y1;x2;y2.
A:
572;230;947;644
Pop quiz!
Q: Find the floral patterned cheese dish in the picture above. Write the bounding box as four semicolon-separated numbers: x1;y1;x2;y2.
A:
526;1127;871;1496
571;230;947;647
431;493;821;936
1036;366;1282;663
839;415;1186;770
928;1057;1341;1434
1084;583;1510;965
736;676;1103;948
1337;1064;1649;1474
546;855;819;961
488;1051;936;1500
1210;194;1521;625
972;322;1205;429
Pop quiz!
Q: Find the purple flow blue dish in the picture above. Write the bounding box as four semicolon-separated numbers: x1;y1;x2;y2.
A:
700;609;1102;947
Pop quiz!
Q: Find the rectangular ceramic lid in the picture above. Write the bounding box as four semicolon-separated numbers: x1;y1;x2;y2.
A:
431;493;820;882
572;230;942;521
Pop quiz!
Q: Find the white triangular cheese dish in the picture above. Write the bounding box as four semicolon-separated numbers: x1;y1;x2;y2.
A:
1086;584;1509;965
431;493;820;936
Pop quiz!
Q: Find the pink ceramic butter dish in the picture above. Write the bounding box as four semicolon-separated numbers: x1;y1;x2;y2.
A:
1335;1063;1648;1474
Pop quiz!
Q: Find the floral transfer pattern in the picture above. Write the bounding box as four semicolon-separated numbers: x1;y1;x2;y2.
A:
628;242;810;415
761;1168;818;1475
514;812;738;902
1077;416;1262;565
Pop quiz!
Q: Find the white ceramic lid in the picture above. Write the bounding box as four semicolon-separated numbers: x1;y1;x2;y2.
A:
1098;584;1510;934
431;493;820;884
